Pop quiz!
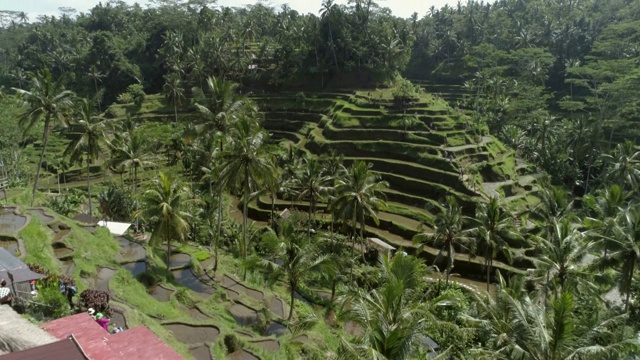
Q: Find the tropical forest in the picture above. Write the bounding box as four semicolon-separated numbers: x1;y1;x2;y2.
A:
0;0;640;359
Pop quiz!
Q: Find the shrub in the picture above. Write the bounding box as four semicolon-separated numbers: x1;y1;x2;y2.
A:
28;281;71;320
47;192;84;216
223;333;243;354
97;185;134;222
79;289;111;316
127;84;146;106
117;92;133;104
174;287;195;308
392;77;421;107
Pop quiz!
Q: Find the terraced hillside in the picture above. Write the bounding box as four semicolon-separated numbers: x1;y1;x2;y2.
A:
248;87;543;278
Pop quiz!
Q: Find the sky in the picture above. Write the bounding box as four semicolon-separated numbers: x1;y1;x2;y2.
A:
1;0;464;20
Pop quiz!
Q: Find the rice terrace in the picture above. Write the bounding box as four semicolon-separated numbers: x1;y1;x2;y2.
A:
0;0;639;359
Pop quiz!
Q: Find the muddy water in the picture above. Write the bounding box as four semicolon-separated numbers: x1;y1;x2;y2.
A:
117;237;146;263
29;209;54;224
122;261;147;277
53;243;73;258
164;323;220;344
251;339;280;353
0;238;19;255
0;209;27;233
266;322;288;337
148;285;174;302
190;345;212;360
228;349;260;360
169;253;191;268
171;269;215;296
229;304;258;327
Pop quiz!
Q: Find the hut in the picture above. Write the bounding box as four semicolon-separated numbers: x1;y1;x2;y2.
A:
366;237;396;258
0;248;45;304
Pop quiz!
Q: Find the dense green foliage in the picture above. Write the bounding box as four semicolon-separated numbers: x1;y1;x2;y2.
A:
1;0;640;359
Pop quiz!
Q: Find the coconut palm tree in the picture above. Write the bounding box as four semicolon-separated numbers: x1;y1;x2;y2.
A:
193;76;255;145
13;68;74;206
413;196;471;287
592;203;640;312
63;99;110;216
602;141;640;192
337;254;454;360
469;197;523;291
253;215;330;320
293;157;332;238
108;131;156;198
528;217;594;301
218;117;275;280
162;72;185;124
136;172;192;266
332;161;388;282
473;273;640;360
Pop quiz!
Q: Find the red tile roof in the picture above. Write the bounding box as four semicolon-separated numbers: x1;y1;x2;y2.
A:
42;313;184;360
0;337;87;360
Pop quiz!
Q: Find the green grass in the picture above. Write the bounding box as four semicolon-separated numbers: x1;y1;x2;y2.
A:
19;216;58;272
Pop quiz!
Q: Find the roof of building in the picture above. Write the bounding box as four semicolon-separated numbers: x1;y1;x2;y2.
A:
72;213;99;225
42;313;184;360
0;305;58;355
367;237;396;251
97;221;131;236
0;336;88;360
0;248;45;284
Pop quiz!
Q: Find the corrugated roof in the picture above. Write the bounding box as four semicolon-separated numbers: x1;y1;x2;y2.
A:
0;248;45;284
0;337;87;360
43;313;184;360
367;237;396;251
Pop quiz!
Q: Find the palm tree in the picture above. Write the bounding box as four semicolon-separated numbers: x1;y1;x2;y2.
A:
218;118;275;280
13;68;74;206
201;149;227;273
474;273;640;359
602;141;640;192
87;65;105;112
320;0;340;71
194;76;255;144
63;99;110;216
528;217;593;301
162;72;185;123
293;157;332;238
332;161;388;282
469;197;522;291
108;131;156;198
253;216;330;320
531;185;574;238
136;172;192;266
413;196;471;286
593;203;640;312
337;254;453;359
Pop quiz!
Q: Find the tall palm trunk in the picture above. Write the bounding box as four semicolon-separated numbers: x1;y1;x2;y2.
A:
349;210;357;284
173;96;178;123
215;185;223;273
242;166;249;281
86;156;92;216
360;209;366;262
167;237;172;267
32;114;51;206
270;193;275;225
308;193;315;239
486;247;492;292
288;280;296;320
445;240;453;287
328;24;339;71
625;256;635;312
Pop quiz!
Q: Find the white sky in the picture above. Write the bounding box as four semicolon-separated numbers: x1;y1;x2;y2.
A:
1;0;467;20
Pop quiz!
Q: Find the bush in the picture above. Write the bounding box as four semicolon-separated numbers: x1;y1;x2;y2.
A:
28;281;71;320
47;192;84;217
392;77;421;107
223;333;243;354
127;84;146;106
117;92;133;104
79;289;111;316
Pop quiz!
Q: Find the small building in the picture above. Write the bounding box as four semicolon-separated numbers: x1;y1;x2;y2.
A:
1;336;88;360
42;313;184;360
0;248;45;303
97;221;131;236
366;237;396;257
